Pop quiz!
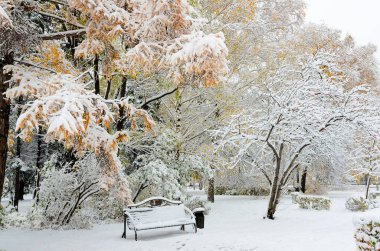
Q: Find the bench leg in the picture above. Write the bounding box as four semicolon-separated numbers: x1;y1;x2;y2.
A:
180;225;185;231
135;230;137;241
194;223;197;233
122;214;126;239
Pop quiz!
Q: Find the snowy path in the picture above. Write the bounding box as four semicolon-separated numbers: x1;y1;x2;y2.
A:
1;192;377;251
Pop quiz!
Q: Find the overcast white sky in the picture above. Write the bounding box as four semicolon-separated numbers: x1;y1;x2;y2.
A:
304;0;380;62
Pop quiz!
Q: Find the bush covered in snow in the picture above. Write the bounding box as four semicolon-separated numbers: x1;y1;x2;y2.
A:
29;156;102;229
345;197;378;212
369;192;380;200
129;159;183;201
291;192;300;204
215;186;269;196
297;194;331;210
354;214;380;251
183;196;210;215
0;206;4;228
127;130;212;202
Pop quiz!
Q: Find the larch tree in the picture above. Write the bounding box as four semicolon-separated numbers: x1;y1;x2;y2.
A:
0;0;229;211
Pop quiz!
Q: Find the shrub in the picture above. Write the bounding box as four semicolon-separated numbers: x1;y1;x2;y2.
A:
30;156;101;229
215;186;269;196
183;196;210;215
215;186;227;195
225;189;238;196
291;192;300;204
0;206;4;228
297;194;331;210
354;214;380;251
369;192;380;200
345;197;378;212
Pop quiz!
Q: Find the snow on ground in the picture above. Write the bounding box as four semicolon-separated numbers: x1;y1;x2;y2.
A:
1;191;379;251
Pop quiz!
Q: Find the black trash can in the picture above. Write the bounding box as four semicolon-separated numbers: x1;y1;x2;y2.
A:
193;208;205;229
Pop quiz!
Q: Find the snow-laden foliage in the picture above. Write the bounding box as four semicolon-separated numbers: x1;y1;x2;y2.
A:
348;134;380;199
29;155;101;228
129;159;182;200
213;23;379;219
127;129;211;202
68;0;228;85
0;5;12;29
0;0;37;59
183;196;210;215
5;64;156;205
5;65;153;147
345;197;378;212
354;214;380;251
27;154;129;228
296;194;331;210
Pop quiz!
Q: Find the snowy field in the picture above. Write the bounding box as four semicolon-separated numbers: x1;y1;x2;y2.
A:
1;191;378;251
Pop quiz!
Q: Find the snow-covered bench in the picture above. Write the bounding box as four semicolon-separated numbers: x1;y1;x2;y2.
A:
121;197;197;241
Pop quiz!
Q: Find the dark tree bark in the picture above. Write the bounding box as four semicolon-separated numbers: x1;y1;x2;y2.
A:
13;97;23;210
365;175;371;200
94;55;100;95
138;87;178;109
132;180;148;202
175;88;182;160
116;77;127;131
0;52;14;201
207;177;214;203
265;125;309;219
300;168;307;193
18;179;25;201
104;79;112;99
295;167;300;192
266;143;284;220
33;126;44;201
13;167;20;209
39;29;86;40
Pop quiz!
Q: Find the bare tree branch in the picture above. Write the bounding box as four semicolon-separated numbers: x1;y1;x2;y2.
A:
38;29;86;40
37;11;85;28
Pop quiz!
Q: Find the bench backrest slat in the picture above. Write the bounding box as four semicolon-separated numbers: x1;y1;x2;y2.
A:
126;204;189;227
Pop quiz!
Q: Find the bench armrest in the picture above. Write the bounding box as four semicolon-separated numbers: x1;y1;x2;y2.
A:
183;206;196;219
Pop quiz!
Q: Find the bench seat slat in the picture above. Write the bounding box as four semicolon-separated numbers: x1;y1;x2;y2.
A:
125;204;195;230
134;218;194;230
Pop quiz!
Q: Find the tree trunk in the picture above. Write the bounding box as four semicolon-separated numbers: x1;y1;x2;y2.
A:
365;175;371;199
207;177;214;203
94;55;100;95
0;52;13;201
33;126;43;201
13;167;20;210
174;88;182;161
104;79;111;99
116;77;127;131
13;97;23;210
266;142;284;220
300;168;307;193
18;179;24;201
295;167;300;192
132;180;148;202
199;177;203;190
267;157;281;219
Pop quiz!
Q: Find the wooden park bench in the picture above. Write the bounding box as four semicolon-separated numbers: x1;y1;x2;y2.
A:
121;197;197;241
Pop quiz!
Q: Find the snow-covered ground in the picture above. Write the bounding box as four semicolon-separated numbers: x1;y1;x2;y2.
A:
1;191;378;251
